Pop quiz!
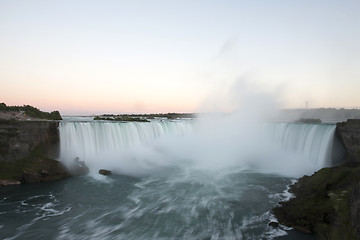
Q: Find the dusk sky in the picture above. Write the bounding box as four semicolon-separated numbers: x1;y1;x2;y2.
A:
1;0;359;115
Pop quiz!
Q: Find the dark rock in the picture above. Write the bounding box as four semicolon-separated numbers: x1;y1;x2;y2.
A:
21;171;40;183
273;165;360;239
0;121;60;162
336;119;360;163
99;169;112;175
351;182;360;239
34;158;71;182
268;221;279;228
0;119;76;185
40;169;49;177
1;149;71;184
293;225;312;234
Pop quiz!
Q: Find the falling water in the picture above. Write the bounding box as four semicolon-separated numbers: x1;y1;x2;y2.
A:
59;120;337;177
59;120;193;163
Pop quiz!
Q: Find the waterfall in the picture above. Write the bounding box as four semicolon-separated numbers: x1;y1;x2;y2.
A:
266;123;337;168
58;119;340;177
59;120;194;169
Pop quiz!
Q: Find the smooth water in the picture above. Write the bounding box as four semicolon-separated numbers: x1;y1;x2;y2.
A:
1;118;335;239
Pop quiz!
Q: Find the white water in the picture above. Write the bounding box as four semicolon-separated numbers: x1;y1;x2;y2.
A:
59;119;337;178
60;120;193;154
59;120;194;175
267;123;336;168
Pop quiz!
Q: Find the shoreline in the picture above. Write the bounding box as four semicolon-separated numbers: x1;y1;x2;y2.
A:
273;163;360;239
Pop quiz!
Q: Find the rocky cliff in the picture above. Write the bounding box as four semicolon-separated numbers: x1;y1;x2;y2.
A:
336;119;360;163
0;120;71;185
0;120;59;162
273;164;360;239
351;182;360;239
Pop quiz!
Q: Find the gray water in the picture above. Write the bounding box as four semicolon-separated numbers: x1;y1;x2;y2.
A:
0;169;314;239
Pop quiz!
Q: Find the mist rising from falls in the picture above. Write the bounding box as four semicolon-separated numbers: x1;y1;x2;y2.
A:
59;118;338;178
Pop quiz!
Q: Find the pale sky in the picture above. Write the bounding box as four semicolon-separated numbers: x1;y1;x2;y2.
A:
1;0;359;115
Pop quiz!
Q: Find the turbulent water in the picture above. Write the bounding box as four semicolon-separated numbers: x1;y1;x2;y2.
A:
0;117;338;240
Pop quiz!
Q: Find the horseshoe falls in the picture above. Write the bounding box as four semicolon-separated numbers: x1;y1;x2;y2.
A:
1;118;342;240
59;120;338;177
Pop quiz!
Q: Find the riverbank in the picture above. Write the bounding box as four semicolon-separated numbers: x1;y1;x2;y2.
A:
0;146;71;185
273;163;360;239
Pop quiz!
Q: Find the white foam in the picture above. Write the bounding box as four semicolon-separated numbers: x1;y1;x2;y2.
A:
268;179;297;202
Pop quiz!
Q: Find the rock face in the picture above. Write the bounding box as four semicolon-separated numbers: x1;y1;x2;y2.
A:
0;120;59;162
351;182;360;239
336;119;360;163
335;120;360;238
268;221;279;228
273;164;360;239
0;120;72;184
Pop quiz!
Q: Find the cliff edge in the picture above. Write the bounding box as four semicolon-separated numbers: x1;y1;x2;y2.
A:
336;119;360;163
0;120;72;185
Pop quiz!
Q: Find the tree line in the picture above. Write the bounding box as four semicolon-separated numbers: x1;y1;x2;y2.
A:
0;102;62;120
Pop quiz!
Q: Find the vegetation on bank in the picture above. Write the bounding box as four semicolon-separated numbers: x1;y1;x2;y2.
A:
0;145;70;183
0;102;62;120
273;163;360;239
94;113;195;122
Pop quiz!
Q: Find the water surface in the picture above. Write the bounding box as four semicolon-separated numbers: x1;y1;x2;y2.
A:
1;169;315;240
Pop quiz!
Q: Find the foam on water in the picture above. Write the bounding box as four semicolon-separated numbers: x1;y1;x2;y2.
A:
1;192;71;240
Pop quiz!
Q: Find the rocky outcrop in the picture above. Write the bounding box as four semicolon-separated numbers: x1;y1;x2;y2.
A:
351;182;360;239
336;119;360;163
0;120;74;184
99;169;112;175
273;164;360;239
0;120;59;162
